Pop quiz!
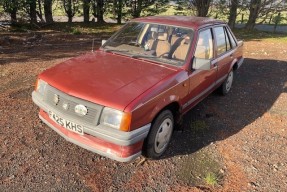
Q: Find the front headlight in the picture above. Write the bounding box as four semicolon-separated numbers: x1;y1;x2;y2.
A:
35;79;48;95
100;107;131;131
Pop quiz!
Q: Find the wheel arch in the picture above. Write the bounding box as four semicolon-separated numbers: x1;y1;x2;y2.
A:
230;58;239;71
150;101;181;130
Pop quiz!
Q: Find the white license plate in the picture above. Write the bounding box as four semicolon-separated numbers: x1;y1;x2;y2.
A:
48;111;84;135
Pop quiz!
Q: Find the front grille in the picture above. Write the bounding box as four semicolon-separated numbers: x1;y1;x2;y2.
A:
45;85;103;125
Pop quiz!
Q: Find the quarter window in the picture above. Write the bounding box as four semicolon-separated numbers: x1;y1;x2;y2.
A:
225;28;231;51
226;28;237;48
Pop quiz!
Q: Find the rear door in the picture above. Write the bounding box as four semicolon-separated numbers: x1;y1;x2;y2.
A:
212;26;234;85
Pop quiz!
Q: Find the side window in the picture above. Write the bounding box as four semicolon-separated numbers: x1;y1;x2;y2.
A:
214;27;227;55
226;27;237;48
224;28;231;51
194;29;213;60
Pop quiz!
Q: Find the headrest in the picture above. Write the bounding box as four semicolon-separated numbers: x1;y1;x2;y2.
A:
157;33;168;41
151;31;158;39
181;36;191;45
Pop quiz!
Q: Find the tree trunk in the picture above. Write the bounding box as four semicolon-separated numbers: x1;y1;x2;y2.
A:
44;0;53;23
68;16;73;22
273;12;281;33
29;0;37;23
116;0;122;24
228;0;238;29
63;0;74;23
245;0;261;30
96;0;105;23
192;0;212;17
10;8;17;23
83;0;90;23
37;0;45;22
131;0;142;18
113;0;123;24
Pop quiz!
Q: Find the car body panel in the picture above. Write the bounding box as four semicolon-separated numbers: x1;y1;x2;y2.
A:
32;16;243;162
39;51;177;111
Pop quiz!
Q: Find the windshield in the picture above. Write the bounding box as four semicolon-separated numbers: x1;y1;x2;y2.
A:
102;22;194;66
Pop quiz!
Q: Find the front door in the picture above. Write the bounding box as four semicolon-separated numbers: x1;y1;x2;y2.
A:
182;28;217;112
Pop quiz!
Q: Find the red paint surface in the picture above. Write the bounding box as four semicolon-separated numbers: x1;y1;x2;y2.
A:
40;51;177;111
40;110;143;158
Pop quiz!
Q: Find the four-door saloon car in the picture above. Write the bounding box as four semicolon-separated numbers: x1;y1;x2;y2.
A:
32;16;243;162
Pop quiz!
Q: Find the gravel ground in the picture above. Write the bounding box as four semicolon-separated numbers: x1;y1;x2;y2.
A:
0;31;287;191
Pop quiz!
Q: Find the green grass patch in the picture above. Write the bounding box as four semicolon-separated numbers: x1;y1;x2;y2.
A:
6;22;122;39
233;29;287;42
71;27;82;35
177;150;223;187
41;22;122;35
190;120;209;135
204;172;218;186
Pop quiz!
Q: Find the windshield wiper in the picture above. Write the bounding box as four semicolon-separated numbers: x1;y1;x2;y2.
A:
103;48;129;53
131;54;156;59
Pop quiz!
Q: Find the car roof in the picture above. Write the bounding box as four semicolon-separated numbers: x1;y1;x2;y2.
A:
132;16;225;30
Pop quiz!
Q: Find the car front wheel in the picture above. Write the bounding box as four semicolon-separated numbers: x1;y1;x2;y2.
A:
220;70;234;95
143;110;174;159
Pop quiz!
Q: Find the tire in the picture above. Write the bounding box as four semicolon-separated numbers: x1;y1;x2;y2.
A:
143;110;174;159
220;70;234;95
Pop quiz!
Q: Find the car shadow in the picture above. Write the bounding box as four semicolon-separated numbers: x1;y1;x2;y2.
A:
163;58;287;158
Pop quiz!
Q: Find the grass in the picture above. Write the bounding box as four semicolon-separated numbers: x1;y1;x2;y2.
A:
205;172;218;186
233;28;287;42
191;120;209;136
71;27;82;35
177;149;223;187
7;22;122;37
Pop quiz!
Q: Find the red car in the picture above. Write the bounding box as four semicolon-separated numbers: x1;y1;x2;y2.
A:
32;16;244;162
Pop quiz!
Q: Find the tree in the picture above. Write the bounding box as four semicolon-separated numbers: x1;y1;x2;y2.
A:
2;0;21;23
63;0;79;22
141;0;169;16
228;0;238;28
27;0;37;23
83;0;91;23
44;0;53;23
91;0;105;23
190;0;212;17
113;0;123;24
175;0;212;17
245;0;283;30
126;0;166;18
245;0;261;29
130;0;143;18
36;0;45;22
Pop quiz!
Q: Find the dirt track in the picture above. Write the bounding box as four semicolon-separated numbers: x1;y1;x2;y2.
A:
0;31;287;191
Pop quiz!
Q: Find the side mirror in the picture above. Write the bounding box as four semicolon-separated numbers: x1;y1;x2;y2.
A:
192;57;211;70
101;40;107;46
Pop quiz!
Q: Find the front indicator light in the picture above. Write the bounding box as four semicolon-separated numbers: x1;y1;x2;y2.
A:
35;79;48;95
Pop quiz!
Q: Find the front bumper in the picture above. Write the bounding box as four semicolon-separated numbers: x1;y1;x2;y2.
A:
32;91;151;162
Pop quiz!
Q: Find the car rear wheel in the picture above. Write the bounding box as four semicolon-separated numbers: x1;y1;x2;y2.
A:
220;70;234;95
143;110;174;159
